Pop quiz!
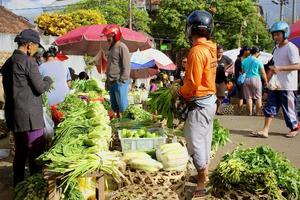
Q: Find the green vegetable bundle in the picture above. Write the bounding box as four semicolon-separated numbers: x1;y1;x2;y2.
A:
210;146;300;199
71;79;106;95
148;86;176;128
211;119;230;156
123;105;152;121
57;94;86;117
14;173;47;200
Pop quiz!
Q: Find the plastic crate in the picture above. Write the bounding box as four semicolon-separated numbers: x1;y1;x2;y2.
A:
118;128;167;152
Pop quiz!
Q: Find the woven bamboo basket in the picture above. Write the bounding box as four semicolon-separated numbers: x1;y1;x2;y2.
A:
109;184;180;200
122;167;190;200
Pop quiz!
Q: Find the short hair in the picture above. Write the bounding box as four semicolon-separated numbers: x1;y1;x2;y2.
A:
78;71;89;80
250;46;260;55
217;44;223;51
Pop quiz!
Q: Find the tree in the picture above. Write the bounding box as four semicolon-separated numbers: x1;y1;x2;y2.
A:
63;0;151;32
153;0;273;51
36;9;106;36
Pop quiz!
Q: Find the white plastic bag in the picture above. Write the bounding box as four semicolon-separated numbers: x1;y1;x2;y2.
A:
267;74;281;90
43;107;54;140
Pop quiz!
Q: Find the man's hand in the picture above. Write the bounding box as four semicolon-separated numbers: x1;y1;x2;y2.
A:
269;66;281;74
171;85;180;98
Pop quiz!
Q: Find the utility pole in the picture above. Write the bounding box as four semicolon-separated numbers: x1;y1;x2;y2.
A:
129;0;132;30
279;0;284;21
292;0;296;23
272;0;288;21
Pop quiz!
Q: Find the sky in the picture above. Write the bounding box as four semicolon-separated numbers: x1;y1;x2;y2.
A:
259;0;300;26
1;0;300;25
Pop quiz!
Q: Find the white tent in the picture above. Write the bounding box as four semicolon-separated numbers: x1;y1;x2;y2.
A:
224;49;273;64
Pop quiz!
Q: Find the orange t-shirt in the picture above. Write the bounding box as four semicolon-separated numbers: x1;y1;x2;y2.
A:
179;39;217;100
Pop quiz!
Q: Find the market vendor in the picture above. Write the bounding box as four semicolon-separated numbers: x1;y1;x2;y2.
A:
102;24;131;118
175;10;217;198
1;29;53;186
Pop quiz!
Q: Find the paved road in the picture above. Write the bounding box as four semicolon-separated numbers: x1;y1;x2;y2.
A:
0;115;299;200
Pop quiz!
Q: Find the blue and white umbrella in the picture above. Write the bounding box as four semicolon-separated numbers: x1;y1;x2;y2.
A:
131;48;176;70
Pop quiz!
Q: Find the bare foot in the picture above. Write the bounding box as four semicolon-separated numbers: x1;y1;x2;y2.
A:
250;130;268;138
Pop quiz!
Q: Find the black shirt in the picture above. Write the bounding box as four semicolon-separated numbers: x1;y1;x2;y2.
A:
234;57;242;81
216;55;232;84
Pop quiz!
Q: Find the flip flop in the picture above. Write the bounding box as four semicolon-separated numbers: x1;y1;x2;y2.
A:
250;131;268;138
192;189;207;199
285;131;298;138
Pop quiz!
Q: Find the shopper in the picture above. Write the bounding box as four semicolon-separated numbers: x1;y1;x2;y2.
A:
1;29;53;186
254;21;300;138
234;46;250;114
39;46;71;106
215;45;233;115
242;46;267;116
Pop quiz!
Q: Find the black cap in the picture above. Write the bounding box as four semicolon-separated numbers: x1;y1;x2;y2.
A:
14;29;43;48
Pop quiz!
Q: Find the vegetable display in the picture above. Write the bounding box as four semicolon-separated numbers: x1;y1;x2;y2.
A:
210;146;300;199
38;98;124;199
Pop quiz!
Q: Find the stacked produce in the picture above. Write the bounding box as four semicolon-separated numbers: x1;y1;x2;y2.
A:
14;173;47;200
38;97;124;199
210;146;300;199
123;105;152;121
123;151;163;172
148;86;177;128
156;143;189;171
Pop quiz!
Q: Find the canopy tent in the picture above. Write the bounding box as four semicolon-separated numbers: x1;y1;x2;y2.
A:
224;49;273;64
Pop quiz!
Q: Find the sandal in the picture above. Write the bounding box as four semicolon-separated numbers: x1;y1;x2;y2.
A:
285;130;298;138
250;131;268;138
192;189;207;199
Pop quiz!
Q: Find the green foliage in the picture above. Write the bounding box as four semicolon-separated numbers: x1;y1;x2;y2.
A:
153;0;273;51
64;0;151;32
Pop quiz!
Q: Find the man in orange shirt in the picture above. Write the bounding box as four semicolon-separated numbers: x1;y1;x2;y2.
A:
176;10;217;198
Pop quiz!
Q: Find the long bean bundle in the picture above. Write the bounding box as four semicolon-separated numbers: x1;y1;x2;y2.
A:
148;86;177;127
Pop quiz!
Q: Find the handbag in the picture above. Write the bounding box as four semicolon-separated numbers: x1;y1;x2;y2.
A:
237;59;254;85
237;73;246;85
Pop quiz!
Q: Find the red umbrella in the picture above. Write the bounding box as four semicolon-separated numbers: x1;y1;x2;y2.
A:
289;20;300;48
54;24;153;56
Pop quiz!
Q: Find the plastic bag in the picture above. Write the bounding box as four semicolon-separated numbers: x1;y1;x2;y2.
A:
43;107;54;140
267;74;281;90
